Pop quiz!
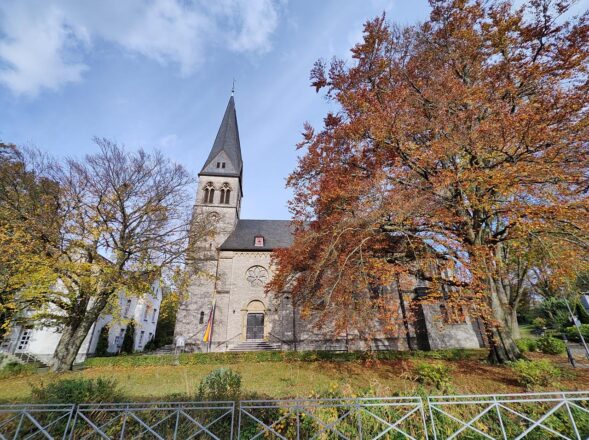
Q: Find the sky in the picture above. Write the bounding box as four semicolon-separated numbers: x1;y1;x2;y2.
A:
1;0;586;220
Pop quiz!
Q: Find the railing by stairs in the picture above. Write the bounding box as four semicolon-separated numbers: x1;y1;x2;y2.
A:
13;351;48;368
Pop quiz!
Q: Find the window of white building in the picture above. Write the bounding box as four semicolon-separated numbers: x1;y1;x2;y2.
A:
138;331;145;346
151;308;157;323
123;299;132;317
143;305;150;322
116;328;125;347
17;328;32;351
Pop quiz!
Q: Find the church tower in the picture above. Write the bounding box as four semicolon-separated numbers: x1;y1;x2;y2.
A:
195;94;243;238
174;95;243;348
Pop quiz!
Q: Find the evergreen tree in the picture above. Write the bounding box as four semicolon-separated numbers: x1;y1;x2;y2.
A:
576;301;589;325
121;321;135;354
94;326;110;356
152;291;179;348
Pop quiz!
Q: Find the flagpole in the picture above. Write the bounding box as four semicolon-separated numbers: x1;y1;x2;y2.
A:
209;298;216;352
203;297;216;353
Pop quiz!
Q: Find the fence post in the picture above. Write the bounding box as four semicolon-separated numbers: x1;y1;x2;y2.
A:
230;402;235;440
419;398;429;440
428;397;437;440
296;405;300;440
563;393;581;440
13;411;24;440
65;404;77;440
237;402;242;440
356;401;363;440
173;407;180;440
118;404;128;440
493;395;507;440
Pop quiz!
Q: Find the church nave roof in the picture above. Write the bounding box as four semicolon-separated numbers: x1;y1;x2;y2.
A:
220;219;294;251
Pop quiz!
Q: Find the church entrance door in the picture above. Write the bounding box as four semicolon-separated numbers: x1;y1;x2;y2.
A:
246;313;264;340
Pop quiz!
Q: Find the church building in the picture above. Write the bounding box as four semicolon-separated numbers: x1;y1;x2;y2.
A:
174;95;485;352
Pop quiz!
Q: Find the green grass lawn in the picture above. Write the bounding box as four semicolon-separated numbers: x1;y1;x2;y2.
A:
519;323;538;339
0;350;587;403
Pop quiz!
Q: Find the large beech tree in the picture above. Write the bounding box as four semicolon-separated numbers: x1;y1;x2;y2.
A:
0;144;60;338
269;0;589;362
0;140;207;371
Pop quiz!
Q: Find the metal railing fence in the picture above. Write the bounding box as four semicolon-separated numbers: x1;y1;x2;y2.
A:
0;391;588;439
428;391;589;440
238;396;427;440
71;401;235;440
0;404;75;440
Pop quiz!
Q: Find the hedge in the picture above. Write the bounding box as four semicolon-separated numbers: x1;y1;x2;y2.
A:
84;348;486;368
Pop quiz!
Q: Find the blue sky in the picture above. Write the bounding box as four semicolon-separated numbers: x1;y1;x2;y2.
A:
1;1;585;220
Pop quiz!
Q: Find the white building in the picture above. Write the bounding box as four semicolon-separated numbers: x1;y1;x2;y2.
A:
0;282;162;365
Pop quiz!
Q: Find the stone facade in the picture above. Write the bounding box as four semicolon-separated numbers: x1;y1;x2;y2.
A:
174;95;485;353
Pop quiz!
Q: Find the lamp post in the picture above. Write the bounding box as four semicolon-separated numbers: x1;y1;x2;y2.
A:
564;298;589;360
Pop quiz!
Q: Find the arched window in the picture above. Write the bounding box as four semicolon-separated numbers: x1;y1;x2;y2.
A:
199;311;205;324
219;183;231;204
203;183;215;204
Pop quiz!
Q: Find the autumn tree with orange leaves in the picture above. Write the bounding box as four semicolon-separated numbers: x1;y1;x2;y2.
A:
269;0;589;363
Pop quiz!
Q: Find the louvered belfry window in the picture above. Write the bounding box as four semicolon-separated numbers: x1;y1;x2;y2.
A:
203;183;215;204
220;183;231;204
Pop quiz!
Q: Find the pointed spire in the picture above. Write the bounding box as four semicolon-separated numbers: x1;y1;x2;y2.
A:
200;95;243;178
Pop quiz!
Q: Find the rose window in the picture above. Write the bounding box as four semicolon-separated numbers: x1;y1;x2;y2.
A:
246;266;268;287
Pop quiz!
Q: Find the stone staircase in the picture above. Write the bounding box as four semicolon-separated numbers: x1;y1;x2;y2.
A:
147;341;282;354
228;340;280;352
12;352;48;368
151;344;175;355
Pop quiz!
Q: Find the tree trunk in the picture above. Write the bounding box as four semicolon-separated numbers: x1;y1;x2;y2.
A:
486;277;522;363
50;295;109;372
50;320;95;372
507;307;520;340
487;324;521;364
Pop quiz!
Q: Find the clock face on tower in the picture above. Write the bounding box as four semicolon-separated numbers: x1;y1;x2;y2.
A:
207;212;220;223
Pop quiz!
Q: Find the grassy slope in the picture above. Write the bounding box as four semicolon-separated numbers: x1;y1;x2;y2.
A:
0;351;587;403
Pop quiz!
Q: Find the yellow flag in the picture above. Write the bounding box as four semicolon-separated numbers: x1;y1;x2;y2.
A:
203;298;216;343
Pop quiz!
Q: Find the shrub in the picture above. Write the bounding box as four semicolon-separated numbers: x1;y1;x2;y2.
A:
511;359;560;390
151;292;179;348
0;361;37;379
85;349;486;368
414;362;453;392
537;335;566;355
532;317;547;330
197;368;242;401
121;321;135;354
515;338;537;353
564;324;589;342
576;301;589;324
31;378;124;404
143;338;157;352
539;298;572;329
95;326;110;356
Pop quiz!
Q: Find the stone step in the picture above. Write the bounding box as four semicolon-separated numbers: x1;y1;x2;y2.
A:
228;340;280;352
13;352;48;368
151;344;176;355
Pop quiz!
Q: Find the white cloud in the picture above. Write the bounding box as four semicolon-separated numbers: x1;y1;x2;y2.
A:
0;0;282;97
228;0;279;52
0;3;88;96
